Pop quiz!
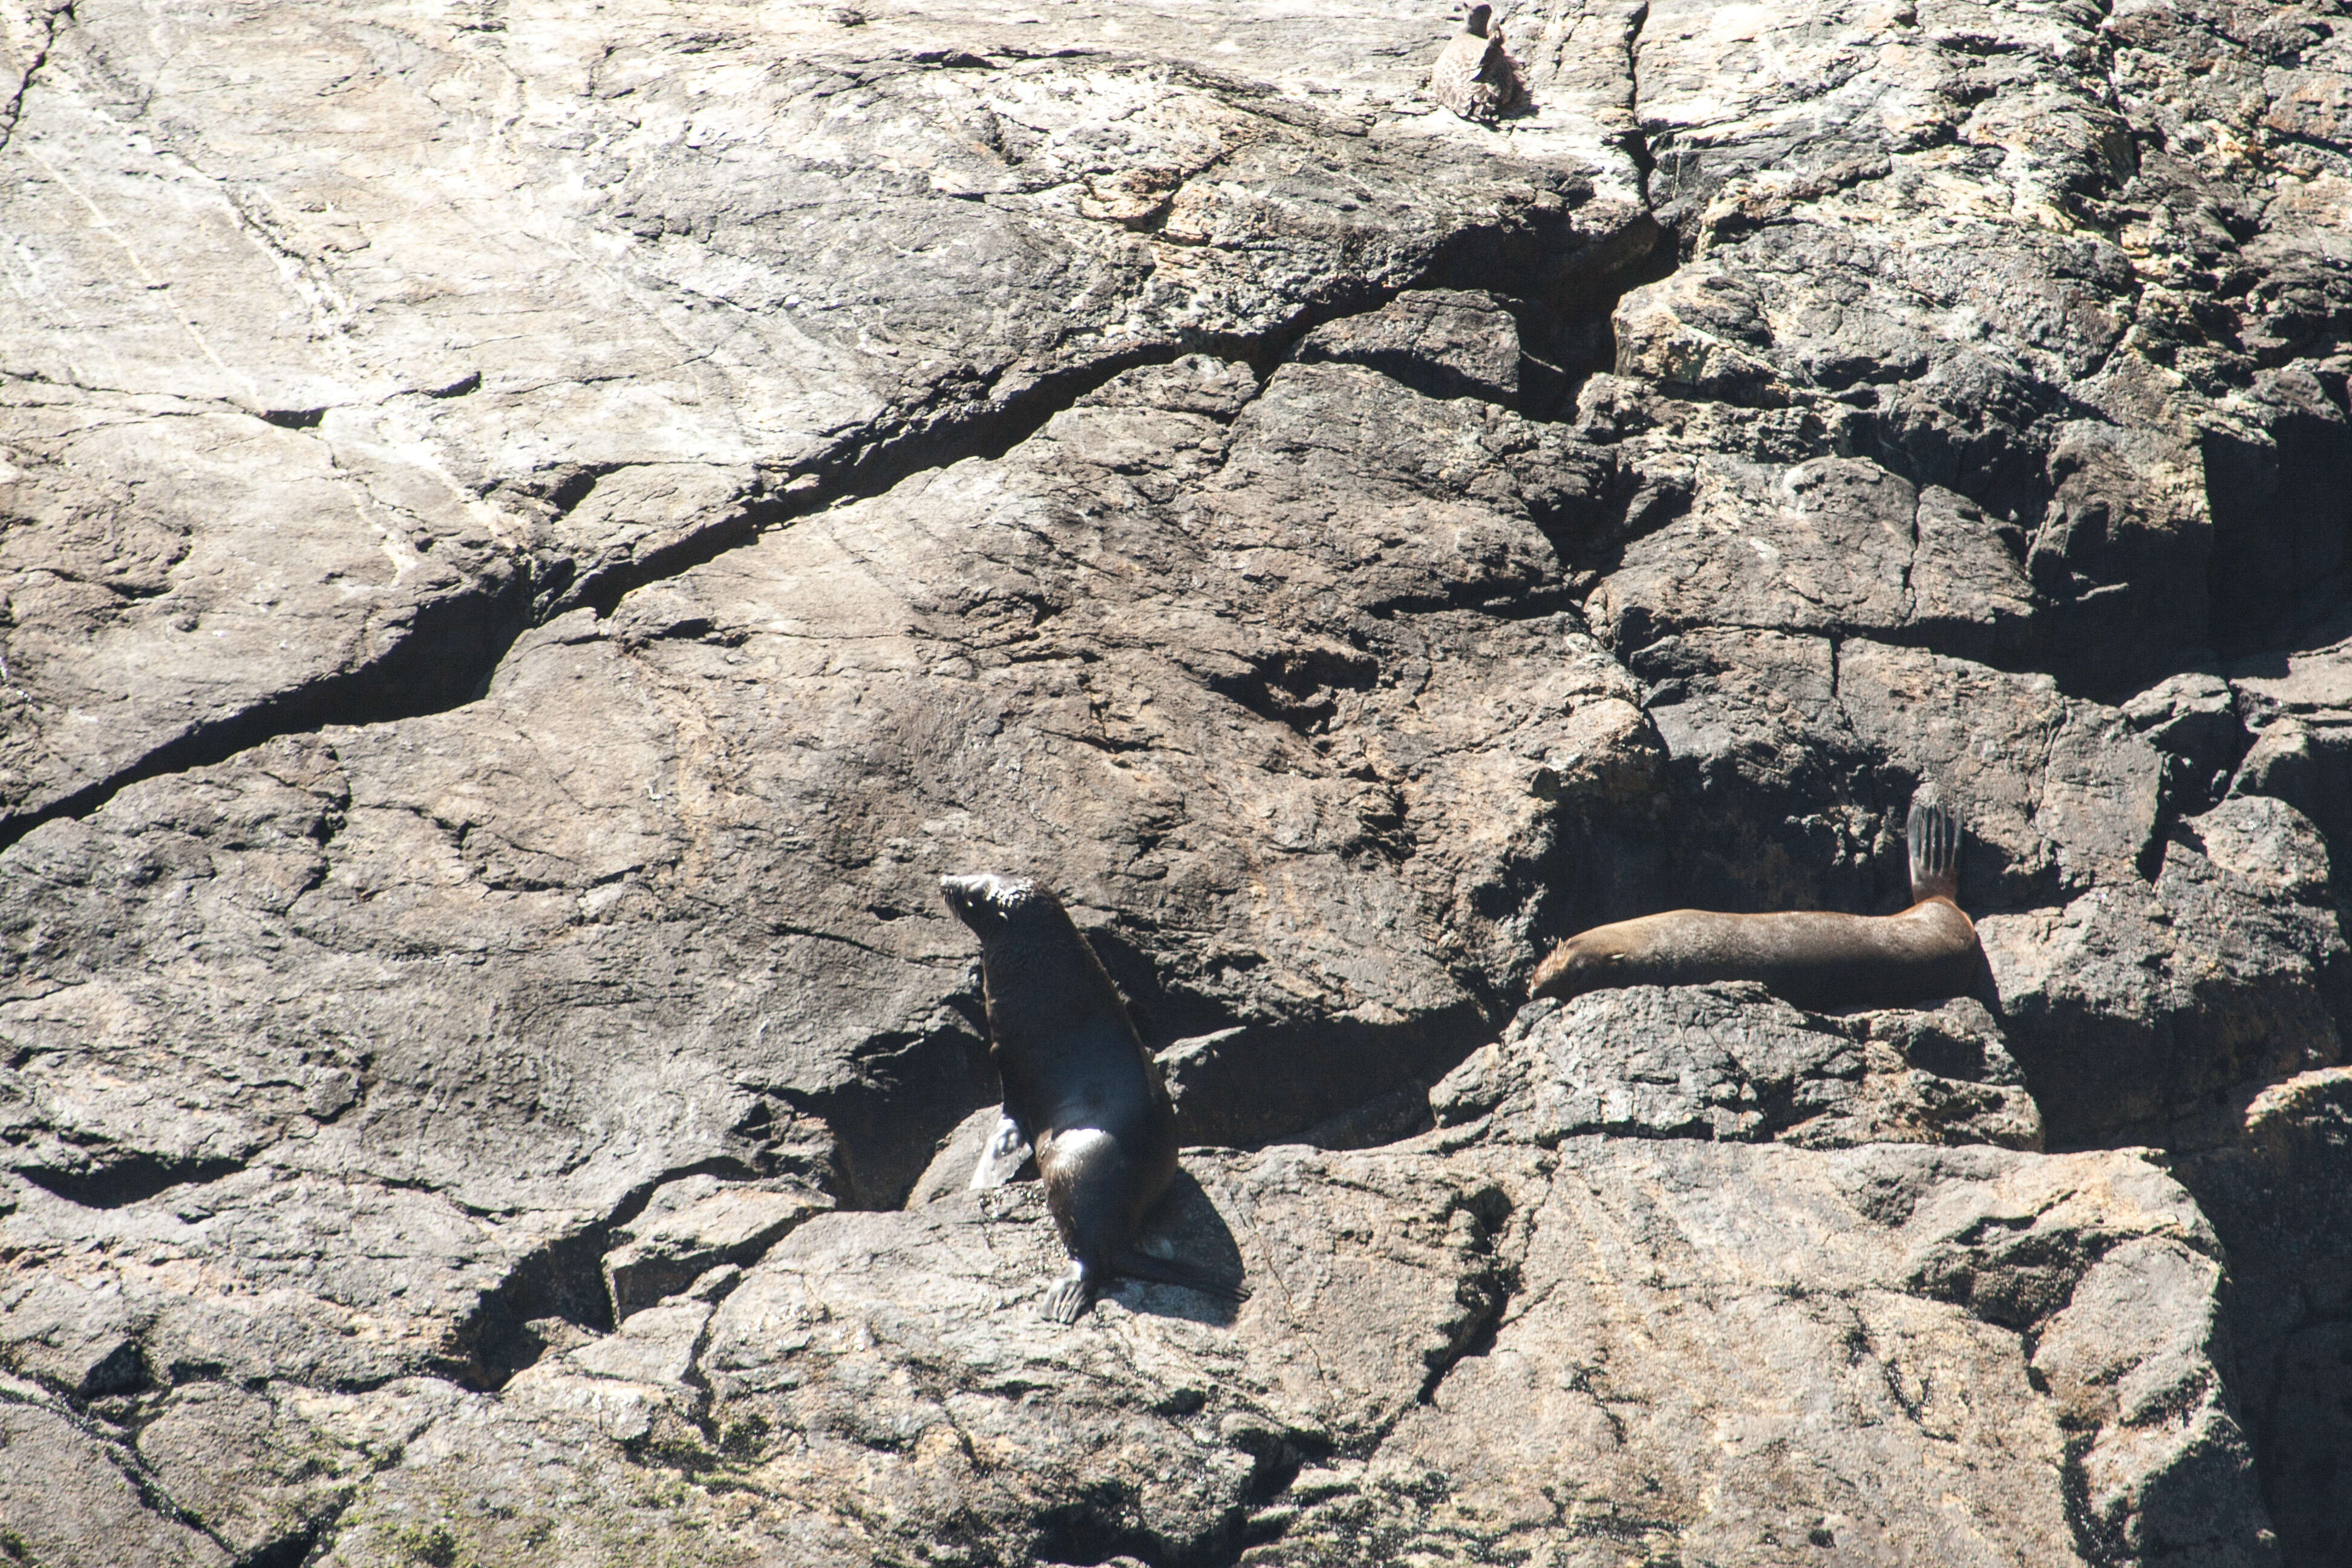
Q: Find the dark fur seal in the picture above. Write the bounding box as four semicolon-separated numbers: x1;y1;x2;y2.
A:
941;873;1246;1323
1530;795;1980;1010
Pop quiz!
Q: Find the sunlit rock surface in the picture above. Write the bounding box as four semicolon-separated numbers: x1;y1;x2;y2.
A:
5;0;2350;1562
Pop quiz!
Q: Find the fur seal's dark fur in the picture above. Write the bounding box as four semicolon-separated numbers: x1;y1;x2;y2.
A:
941;874;1246;1323
1530;795;1981;1010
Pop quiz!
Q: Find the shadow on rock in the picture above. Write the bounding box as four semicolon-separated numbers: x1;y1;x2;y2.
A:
1109;1169;1247;1329
907;1126;1246;1327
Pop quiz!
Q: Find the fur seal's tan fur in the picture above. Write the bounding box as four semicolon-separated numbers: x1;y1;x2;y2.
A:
941;874;1246;1323
1430;5;1527;123
1530;795;1980;1010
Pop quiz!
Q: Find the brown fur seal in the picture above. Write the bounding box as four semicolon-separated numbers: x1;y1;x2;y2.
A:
941;874;1247;1323
1530;795;1980;1010
1430;5;1527;123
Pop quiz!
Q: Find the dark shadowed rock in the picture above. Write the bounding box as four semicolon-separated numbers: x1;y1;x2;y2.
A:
1625;628;2166;914
2230;636;2352;887
2128;669;2252;811
1294;288;1526;407
1981;809;2347;1150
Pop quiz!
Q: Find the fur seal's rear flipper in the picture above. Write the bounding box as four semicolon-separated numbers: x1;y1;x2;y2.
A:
1113;1248;1252;1304
1530;791;1983;1010
1907;790;1961;904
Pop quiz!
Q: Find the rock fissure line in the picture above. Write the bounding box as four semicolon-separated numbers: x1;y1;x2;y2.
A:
0;186;1654;863
0;337;1281;859
230;1499;350;1568
0;0;67;154
1164;1181;1532;1568
18;1151;250;1210
217;182;356;333
1619;610;2085;693
0;568;535;857
669;1273;741;1452
48;1389;237;1563
454;1155;779;1390
2060;1427;2131;1568
1620;1;1658;212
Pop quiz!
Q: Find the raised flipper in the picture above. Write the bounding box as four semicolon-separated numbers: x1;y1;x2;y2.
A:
968;1110;1031;1192
1907;789;1963;904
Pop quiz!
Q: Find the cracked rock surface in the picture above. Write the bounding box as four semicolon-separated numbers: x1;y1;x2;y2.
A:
5;0;2352;1563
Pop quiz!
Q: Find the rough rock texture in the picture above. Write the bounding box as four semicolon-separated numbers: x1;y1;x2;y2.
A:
304;1141;2265;1568
1430;984;2043;1152
5;0;2352;1562
2171;1070;2352;1568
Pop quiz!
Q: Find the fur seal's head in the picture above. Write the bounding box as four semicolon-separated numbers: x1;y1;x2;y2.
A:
942;873;1138;1063
940;873;1044;943
1462;3;1492;35
1527;928;1633;1001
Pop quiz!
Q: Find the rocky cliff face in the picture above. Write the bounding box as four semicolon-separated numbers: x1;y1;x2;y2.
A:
2;1;2349;1564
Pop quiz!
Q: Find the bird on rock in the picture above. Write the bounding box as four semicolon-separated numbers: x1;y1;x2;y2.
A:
1430;4;1526;123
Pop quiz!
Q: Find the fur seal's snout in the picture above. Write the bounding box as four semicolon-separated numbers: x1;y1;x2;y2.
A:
939;872;1035;936
941;872;1248;1323
1527;941;1624;1001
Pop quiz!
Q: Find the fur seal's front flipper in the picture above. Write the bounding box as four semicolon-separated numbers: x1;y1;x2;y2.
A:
1530;791;1984;1010
968;1110;1031;1192
942;872;1244;1323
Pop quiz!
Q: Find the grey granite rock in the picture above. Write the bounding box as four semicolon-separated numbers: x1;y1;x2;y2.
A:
1591;455;2039;665
6;0;2352;1559
0;0;1656;849
1324;1141;2270;1568
0;1384;229;1568
1429;984;2042;1152
599;1177;831;1322
1980;816;2347;1151
307;1142;2268;1568
2171;1070;2352;1568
